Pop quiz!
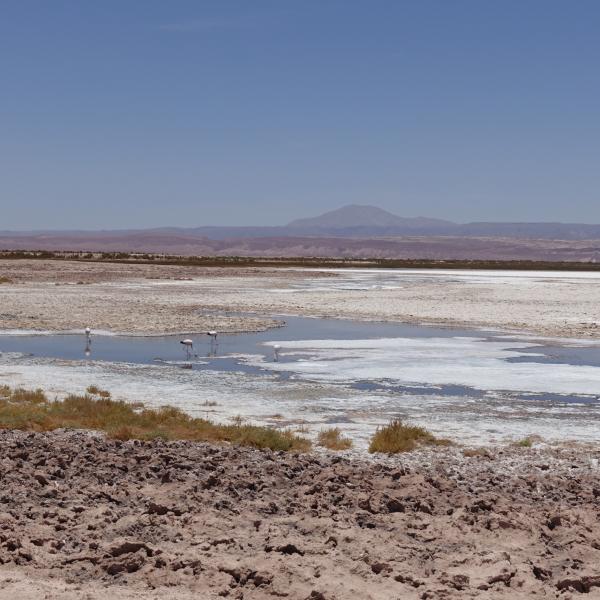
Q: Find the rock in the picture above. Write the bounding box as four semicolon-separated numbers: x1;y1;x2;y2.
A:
556;576;600;593
415;500;433;515
251;571;273;586
355;513;377;529
261;501;278;515
470;499;494;512
4;539;21;552
386;498;405;513
394;574;423;588
547;515;562;530
358;497;375;513
2;429;600;599
0;512;15;524
532;565;552;581
450;574;469;590
109;540;153;557
220;566;252;585
33;472;49;486
17;549;32;561
371;562;391;575
487;570;516;586
203;474;220;489
274;544;304;556
104;552;145;576
390;467;407;480
147;502;169;515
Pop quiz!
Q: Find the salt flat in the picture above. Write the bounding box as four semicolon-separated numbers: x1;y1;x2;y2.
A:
2;260;600;447
1;260;600;338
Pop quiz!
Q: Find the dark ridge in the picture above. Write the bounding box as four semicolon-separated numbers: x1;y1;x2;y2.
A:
2;250;600;271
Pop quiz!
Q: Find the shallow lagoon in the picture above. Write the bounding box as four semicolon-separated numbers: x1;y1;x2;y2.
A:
1;315;600;448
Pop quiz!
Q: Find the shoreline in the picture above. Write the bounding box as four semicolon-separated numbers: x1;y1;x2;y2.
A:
2;260;600;451
1;260;600;339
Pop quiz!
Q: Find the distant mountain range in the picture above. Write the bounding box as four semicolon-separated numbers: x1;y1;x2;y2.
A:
147;205;600;240
2;204;600;240
2;204;600;261
287;205;454;231
286;205;600;240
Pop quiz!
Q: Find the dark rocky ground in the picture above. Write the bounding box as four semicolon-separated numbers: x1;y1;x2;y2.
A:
1;430;600;599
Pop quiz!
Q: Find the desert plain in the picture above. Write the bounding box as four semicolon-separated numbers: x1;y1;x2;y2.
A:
1;258;599;339
1;258;600;599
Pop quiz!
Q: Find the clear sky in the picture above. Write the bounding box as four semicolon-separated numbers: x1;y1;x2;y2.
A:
1;1;599;229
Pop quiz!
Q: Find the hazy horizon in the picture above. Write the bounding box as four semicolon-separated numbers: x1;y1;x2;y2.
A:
2;1;599;229
5;202;600;234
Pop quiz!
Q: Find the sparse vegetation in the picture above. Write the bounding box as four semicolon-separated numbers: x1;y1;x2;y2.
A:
0;276;11;284
1;250;599;272
463;447;493;458
515;437;534;448
86;385;111;398
317;427;353;450
0;386;311;452
369;419;449;454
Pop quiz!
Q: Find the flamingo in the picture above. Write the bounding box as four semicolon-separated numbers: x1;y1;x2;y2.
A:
180;338;194;358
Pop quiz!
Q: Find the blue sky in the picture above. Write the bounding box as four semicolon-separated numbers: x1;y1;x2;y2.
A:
1;0;599;229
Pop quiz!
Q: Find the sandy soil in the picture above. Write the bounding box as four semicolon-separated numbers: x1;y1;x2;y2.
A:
1;430;599;599
1;260;600;338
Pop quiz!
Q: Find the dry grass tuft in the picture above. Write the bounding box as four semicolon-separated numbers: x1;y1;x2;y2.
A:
515;437;533;448
317;427;353;451
86;385;111;399
0;386;311;452
0;276;11;284
463;447;493;459
369;419;448;454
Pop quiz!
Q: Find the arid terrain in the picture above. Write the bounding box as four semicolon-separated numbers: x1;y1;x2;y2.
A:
0;260;600;337
2;232;600;261
2;259;600;599
1;430;599;599
0;259;599;339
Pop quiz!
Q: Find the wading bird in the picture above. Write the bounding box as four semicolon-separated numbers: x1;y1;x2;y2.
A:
84;327;92;356
180;338;194;358
206;330;218;357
